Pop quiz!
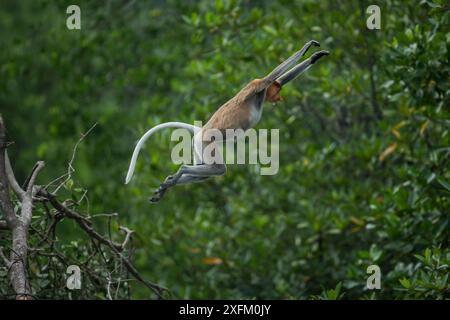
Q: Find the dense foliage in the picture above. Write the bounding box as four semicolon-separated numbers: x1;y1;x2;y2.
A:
0;0;448;299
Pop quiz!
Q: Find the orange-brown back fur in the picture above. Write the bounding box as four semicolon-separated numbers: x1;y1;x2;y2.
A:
203;79;281;134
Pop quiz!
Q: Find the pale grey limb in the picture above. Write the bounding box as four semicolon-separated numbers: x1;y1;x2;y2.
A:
149;163;226;203
175;175;210;185
150;133;227;203
263;40;320;83
276;50;330;86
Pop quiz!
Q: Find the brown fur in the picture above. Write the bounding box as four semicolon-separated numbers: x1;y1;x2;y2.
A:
203;79;281;135
266;81;282;102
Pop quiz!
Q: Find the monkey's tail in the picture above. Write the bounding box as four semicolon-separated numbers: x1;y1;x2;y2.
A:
125;122;200;184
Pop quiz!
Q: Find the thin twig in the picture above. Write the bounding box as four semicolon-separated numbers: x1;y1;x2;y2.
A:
89;213;119;219
49;123;97;193
119;226;134;249
41;190;123;251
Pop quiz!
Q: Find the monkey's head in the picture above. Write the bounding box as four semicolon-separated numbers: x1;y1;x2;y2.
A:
266;81;283;103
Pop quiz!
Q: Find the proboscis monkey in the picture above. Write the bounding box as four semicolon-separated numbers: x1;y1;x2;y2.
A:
125;40;329;202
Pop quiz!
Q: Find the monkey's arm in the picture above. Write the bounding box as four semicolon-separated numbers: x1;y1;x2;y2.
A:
276;50;329;86
257;40;320;91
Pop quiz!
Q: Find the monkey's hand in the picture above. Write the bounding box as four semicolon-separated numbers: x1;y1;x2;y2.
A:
310;50;330;64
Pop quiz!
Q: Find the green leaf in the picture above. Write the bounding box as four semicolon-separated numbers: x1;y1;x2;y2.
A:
424;248;432;264
405;29;413;40
399;277;411;289
436;177;450;192
65;179;74;190
369;244;383;262
326;282;342;300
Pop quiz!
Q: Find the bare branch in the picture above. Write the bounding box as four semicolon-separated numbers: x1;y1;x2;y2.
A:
0;114;40;299
1;116;166;299
20;162;45;226
51;123;97;194
26;161;45;195
90;213;119;219
37;189;168;298
109;244;168;298
5;151;25;200
38;189;123;252
119;226;134;249
0;114;18;229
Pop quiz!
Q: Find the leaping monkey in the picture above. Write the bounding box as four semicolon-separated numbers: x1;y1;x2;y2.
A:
125;40;329;202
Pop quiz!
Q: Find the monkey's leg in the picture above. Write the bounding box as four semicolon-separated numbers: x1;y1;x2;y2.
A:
159;135;221;187
171;137;212;185
171;135;227;185
149;177;208;203
175;175;210;185
264;40;320;83
149;164;226;203
149;175;208;203
276;50;329;86
163;163;226;188
149;137;225;203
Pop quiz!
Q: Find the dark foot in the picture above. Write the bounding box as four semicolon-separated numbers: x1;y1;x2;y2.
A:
149;187;167;203
159;175;175;189
310;40;320;47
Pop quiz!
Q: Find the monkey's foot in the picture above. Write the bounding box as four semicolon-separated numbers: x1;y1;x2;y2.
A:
149;187;167;203
159;175;176;189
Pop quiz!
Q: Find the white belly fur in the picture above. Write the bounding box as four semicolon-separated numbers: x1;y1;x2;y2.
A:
248;102;263;128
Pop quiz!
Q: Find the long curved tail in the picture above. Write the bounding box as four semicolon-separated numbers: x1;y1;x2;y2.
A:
125;122;200;184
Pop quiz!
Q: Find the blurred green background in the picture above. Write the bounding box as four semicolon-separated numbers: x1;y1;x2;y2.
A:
0;0;448;299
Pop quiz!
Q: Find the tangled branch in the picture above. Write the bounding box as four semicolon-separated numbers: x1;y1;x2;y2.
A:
0;115;168;299
36;189;168;298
